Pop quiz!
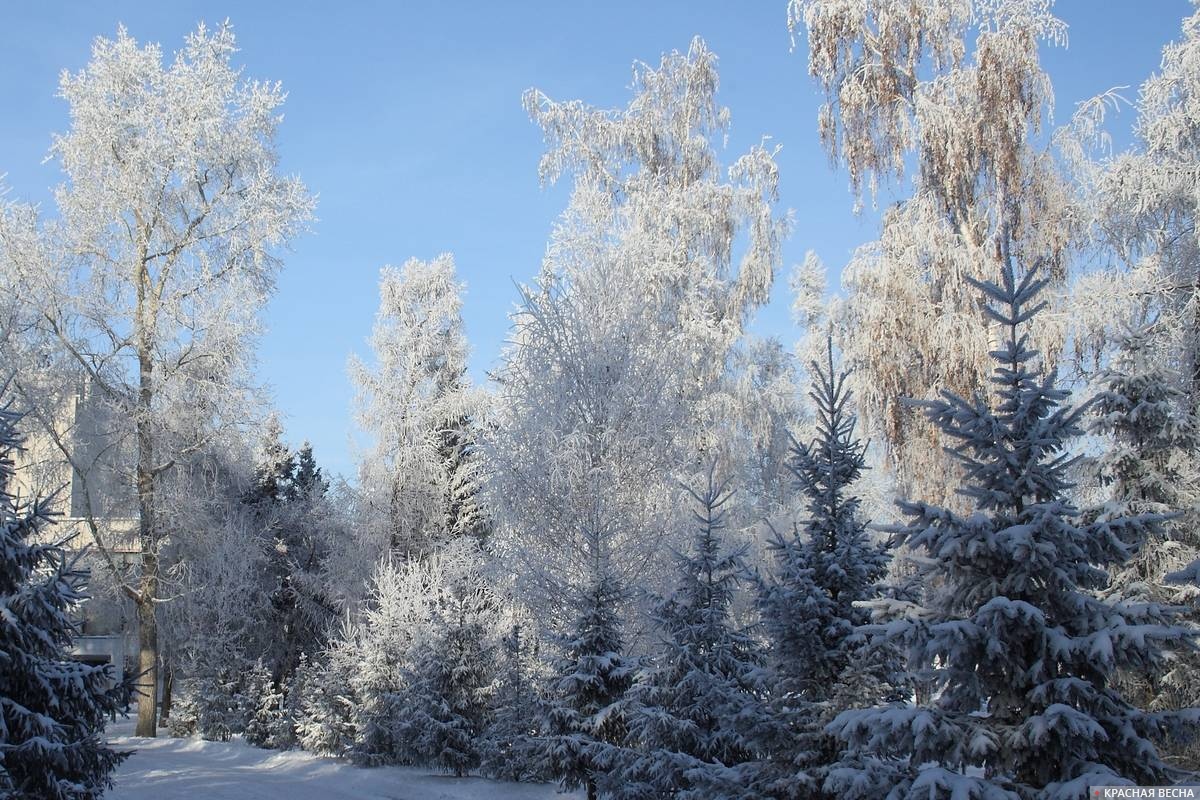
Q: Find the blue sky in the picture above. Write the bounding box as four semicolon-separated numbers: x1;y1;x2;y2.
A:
0;1;1191;479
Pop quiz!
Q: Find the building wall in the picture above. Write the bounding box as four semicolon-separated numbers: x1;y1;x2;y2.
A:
10;384;140;654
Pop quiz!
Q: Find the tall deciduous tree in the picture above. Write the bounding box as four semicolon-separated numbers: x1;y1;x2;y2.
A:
1081;4;1200;414
0;22;314;735
487;37;788;625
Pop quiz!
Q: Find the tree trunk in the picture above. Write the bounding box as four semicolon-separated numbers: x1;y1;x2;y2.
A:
159;650;174;723
1192;277;1200;418
134;583;157;736
134;265;160;738
586;778;597;800
134;426;159;736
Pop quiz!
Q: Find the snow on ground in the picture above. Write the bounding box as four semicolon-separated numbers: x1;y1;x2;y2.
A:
105;718;581;800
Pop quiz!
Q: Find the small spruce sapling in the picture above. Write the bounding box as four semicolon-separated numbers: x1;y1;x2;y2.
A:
480;621;550;782
391;576;496;775
542;572;635;800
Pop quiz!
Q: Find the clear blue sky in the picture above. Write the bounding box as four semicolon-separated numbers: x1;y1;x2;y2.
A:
0;1;1190;479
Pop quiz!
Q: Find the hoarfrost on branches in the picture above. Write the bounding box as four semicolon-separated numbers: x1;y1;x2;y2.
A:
351;254;486;561
488;37;791;625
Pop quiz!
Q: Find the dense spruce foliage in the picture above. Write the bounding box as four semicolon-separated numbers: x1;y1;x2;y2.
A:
750;342;893;799
612;469;764;799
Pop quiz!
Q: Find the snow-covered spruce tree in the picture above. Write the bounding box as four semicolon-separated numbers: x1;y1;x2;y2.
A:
350;254;486;560
612;467;765;800
242;659;273;747
243;430;337;691
346;572;411;765
1093;327;1200;598
275;651;314;751
243;659;292;750
190;665;248;742
750;340;892;799
827;265;1199;798
0;399;129;799
164;691;198;738
245;414;295;507
390;573;497;775
438;412;489;545
542;572;635;800
1091;327;1200;765
295;631;358;757
480;618;551;782
272;442;338;681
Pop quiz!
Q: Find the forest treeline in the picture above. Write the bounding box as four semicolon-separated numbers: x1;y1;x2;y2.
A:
3;2;1200;798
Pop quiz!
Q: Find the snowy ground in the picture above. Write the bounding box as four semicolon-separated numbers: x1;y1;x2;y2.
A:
105;717;581;800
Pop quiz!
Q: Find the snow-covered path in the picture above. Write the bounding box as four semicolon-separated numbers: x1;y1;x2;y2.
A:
105;719;580;800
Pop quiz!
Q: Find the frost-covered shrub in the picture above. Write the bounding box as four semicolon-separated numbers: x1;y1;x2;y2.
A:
165;693;199;739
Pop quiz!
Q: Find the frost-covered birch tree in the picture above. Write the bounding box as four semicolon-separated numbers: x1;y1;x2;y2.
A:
350;254;485;560
788;0;1074;504
0;22;314;735
1083;4;1200;414
487;38;789;626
